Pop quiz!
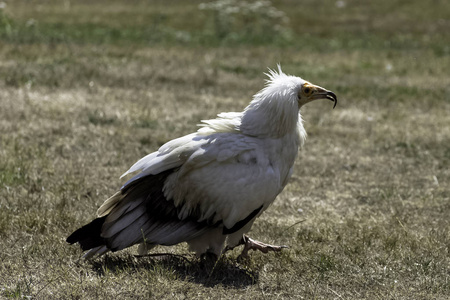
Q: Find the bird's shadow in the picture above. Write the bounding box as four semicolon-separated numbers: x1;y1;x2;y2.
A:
90;253;259;288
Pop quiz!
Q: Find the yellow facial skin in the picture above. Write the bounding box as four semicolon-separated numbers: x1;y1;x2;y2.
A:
298;82;337;108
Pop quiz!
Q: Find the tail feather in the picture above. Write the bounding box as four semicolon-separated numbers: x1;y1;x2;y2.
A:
66;216;107;251
106;212;150;250
82;245;109;260
102;204;147;239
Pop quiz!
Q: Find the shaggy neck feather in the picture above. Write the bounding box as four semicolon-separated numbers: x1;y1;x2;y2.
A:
239;89;300;138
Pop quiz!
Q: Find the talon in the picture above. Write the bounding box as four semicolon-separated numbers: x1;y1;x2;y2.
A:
237;235;288;259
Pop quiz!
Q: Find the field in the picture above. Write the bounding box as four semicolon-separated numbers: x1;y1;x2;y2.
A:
1;0;449;298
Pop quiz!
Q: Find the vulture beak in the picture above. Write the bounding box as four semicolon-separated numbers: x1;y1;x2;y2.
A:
310;85;338;109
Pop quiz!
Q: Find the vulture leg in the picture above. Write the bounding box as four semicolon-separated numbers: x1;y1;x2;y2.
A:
237;235;288;260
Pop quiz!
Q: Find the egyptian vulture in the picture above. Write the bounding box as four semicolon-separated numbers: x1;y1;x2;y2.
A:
67;66;337;260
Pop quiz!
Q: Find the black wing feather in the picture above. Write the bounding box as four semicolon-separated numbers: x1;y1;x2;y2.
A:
66;216;107;251
222;205;263;235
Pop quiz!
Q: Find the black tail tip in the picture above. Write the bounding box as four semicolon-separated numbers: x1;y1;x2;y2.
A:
66;216;107;251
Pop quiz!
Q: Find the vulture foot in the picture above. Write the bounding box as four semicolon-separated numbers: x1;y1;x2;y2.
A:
237;235;288;261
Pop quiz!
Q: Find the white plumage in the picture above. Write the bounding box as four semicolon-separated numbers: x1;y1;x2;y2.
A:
66;66;337;260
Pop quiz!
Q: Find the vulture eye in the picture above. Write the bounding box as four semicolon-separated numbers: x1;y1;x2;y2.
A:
303;86;314;96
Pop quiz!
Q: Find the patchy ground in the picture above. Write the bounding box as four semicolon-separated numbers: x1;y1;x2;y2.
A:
0;0;449;299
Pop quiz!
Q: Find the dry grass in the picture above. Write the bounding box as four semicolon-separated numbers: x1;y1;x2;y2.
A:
0;0;449;299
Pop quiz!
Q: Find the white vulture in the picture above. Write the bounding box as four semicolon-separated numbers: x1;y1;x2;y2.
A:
66;66;337;260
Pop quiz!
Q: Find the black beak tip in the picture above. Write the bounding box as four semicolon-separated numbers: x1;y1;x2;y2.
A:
326;91;337;109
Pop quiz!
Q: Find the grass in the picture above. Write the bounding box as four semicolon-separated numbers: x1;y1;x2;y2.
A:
0;0;449;298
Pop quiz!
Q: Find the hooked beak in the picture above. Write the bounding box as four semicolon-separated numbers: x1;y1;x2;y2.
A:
311;86;338;109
